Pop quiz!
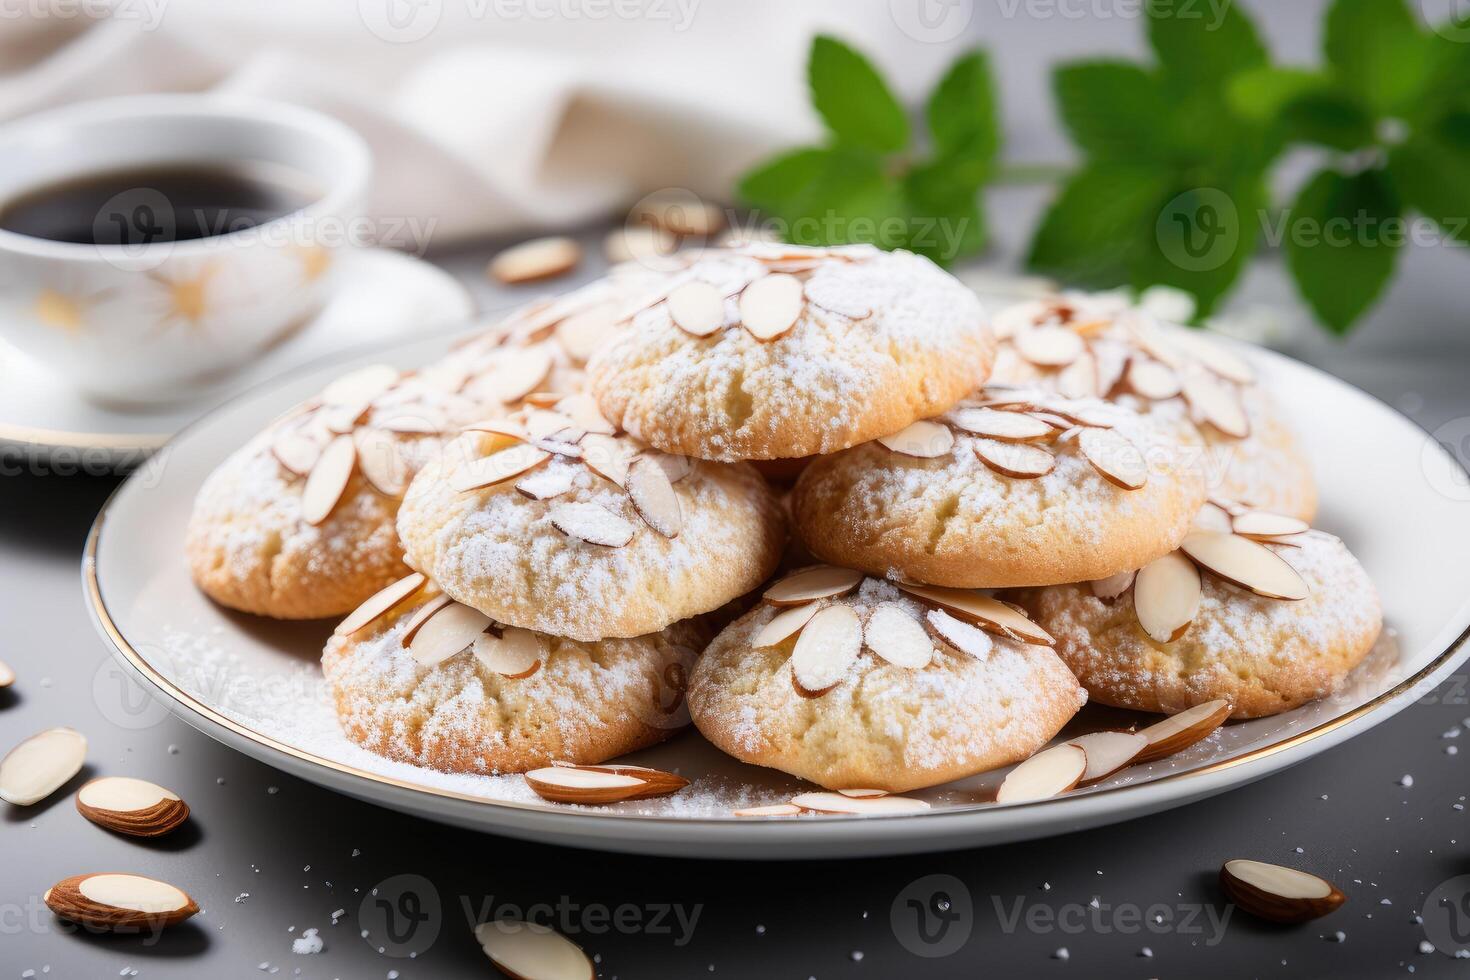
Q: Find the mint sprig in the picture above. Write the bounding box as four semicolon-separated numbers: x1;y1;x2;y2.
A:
737;37;999;265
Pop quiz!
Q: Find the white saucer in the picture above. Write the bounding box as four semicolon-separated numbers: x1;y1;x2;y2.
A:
0;248;474;467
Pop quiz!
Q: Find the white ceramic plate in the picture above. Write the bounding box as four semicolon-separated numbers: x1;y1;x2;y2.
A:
84;332;1470;858
0;248;472;466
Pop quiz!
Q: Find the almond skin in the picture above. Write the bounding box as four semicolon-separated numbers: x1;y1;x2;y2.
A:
45;873;199;931
1219;860;1346;923
75;778;190;838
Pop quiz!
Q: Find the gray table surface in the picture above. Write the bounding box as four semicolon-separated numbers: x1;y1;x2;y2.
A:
5;216;1470;980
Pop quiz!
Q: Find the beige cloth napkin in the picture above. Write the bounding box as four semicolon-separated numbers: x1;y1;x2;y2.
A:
0;0;973;244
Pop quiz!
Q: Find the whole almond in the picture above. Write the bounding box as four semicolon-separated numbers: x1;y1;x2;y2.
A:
45;872;199;931
76;777;189;838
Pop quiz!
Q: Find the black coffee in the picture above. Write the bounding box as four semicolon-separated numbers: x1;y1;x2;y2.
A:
0;163;318;245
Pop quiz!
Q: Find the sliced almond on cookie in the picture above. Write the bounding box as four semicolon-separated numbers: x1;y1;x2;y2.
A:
300;434;356;525
945;407;1052;443
408;602;492;667
739;273;804;340
650;452;694;484
483;345;556;405
1069;731;1148;785
451;444;551;493
1219;859;1345;923
1179;531;1309;600
1016;325;1084;367
1231;510;1310;539
764;566;863;606
475;920;595;980
790;604;862;697
625;457;682;538
1134;699;1231;763
863;603;935;668
554;302;619;363
1127;358;1181;400
45;873;198;932
1;727;86;805
473;627;545;679
549;502;636;547
995;744;1087;803
400;594;453;647
1078;427;1148;490
877;420;954;458
666;281;726;337
1133;552;1201;643
1170;330;1254;385
1056;350;1098;399
555;393;616;435
271;430;324;477
335;572;427;636
1090;570;1136;600
321;364;399;406
790;791;930;815
732;802;802;817
353;428;410;497
75;777;189;838
973;438;1056;479
753;602;822;648
895;583;1055;646
1182;369;1250;438
579;434;638;488
925;608;992;660
515;465;576;501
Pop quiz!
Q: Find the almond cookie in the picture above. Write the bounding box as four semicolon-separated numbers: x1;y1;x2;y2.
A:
323;576;702;773
688;569;1087;792
586;243;994;461
989;295;1317;521
1014;507;1381;719
790;388;1208;589
395;403;787;641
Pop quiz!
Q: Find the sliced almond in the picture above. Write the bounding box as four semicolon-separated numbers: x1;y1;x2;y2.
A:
863;603;935;669
554;302;618;363
1090;570;1136;600
579;433;637;488
408;602;492;667
75;777;189;837
877;419;954;458
484;346;556;405
531;427;585;458
461;418;529;441
1127;358;1181;400
549;502;636;547
271;430;324;476
375;407;446;435
633;192;724;236
732;803;802;818
790;604;862;697
400;594;453;647
1123;312;1184;368
1219;859;1345;923
1231;510;1310;539
335;572;427;637
554;393;616;435
1016;325;1084;367
1069;731;1148;785
650;452;694;484
319;399;372;434
550;761;689;797
354;428;410;497
451;443;551;493
488;236;582;284
739;273;804;341
839;788;890;799
764;565;863;607
946;407;1052;443
1133;552;1201;643
475;920;595;980
1179;531;1309;600
0;658;12;688
523;766;671;805
45;873;198;932
320;364;399;406
925;608;993;660
1056;349;1098;399
1193;500;1236;532
1078;427;1148;490
625;457;682;538
973;438;1056;479
896;583;1055;646
1170;330;1254;384
790;791;930;815
1182;369;1250;438
300;434;355;525
803;275;871;319
1134;699;1231;763
473;627;545;679
995;744;1087;804
1;728;86;805
1092;338;1130;396
666;281;726;337
604;224;676;264
753;602;822;649
515;466;576;500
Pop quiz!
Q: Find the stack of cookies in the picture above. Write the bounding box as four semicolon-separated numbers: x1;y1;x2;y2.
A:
185;244;1381;803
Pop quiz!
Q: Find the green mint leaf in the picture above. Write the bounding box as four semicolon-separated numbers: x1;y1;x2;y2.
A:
1228;67;1376;150
1053;61;1173;161
1324;0;1432;115
1134;175;1265;318
1026;163;1172;287
1389;110;1470;246
1227;66;1330;121
808;35;910;153
1146;0;1267;90
927;50;998;170
737;147;833;215
904;158;987;262
781;146;909;249
1285;167;1401;333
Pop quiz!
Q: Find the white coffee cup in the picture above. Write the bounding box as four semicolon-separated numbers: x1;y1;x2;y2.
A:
0;95;372;403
